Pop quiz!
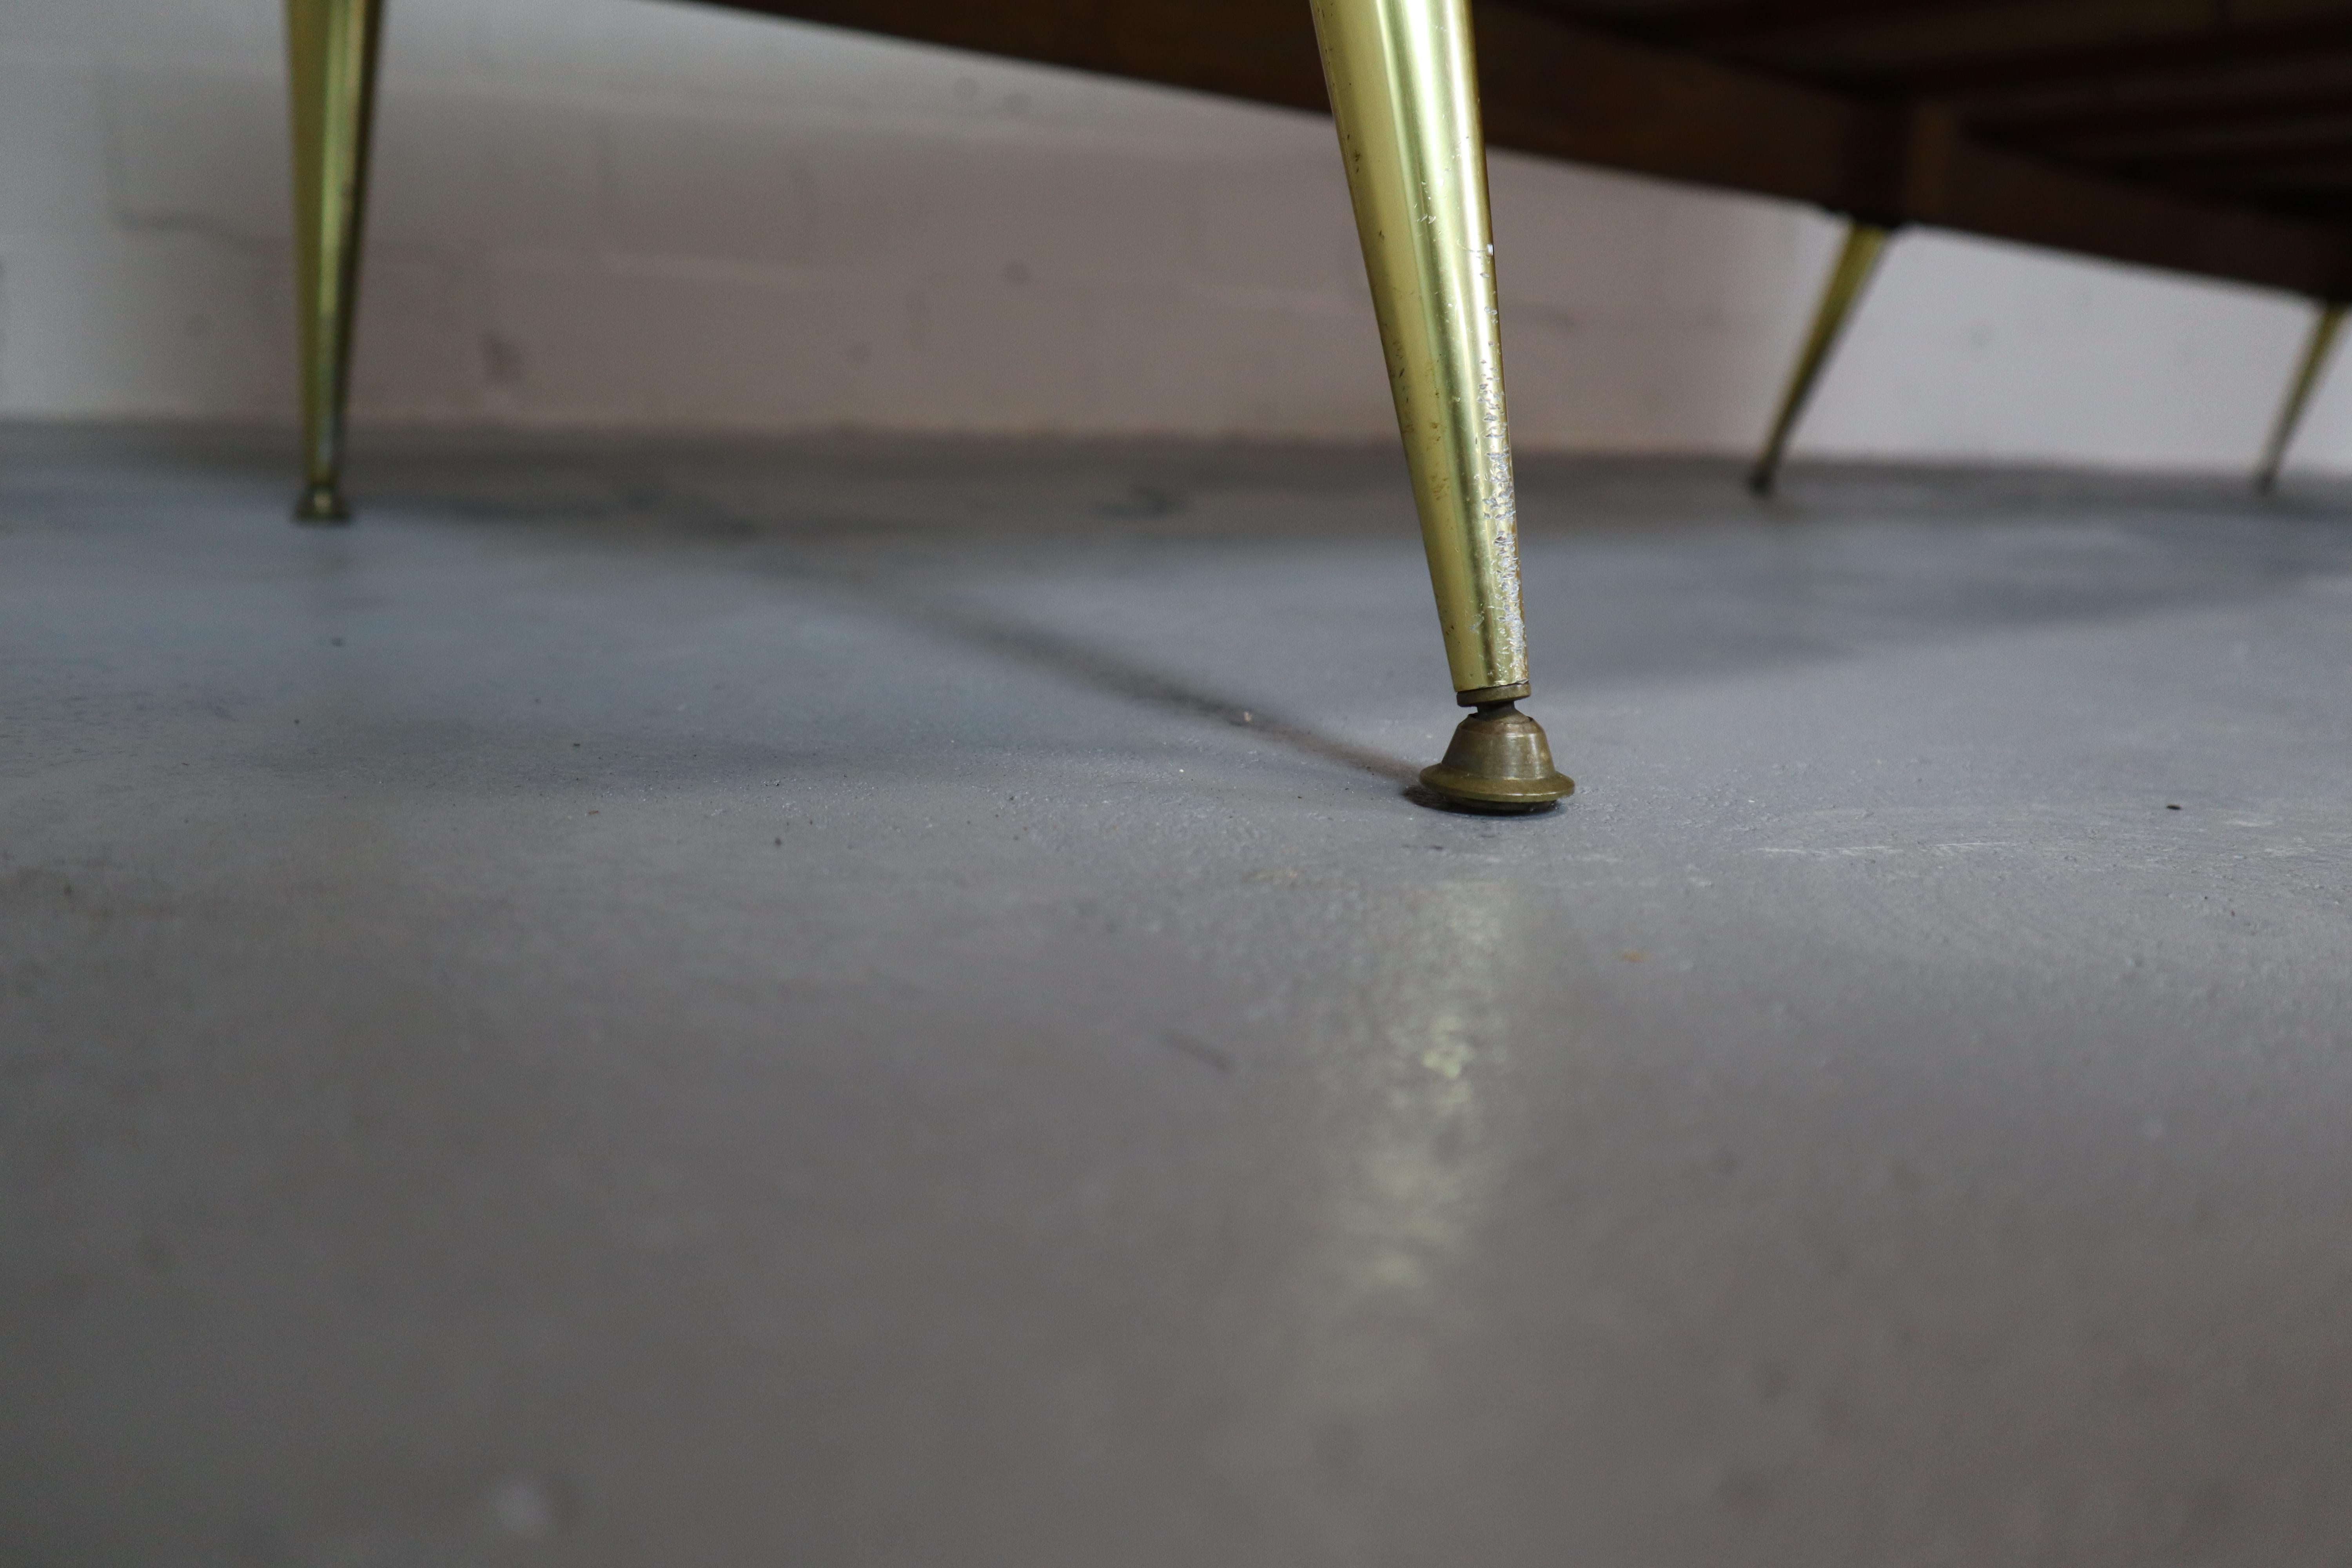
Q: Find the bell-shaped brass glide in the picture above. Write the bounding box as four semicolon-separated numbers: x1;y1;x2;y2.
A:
1419;701;1574;811
1310;0;1574;815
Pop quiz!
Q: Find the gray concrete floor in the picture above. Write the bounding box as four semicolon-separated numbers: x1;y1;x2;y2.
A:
5;426;2352;1566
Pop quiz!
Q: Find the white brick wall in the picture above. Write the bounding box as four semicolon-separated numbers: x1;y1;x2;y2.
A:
3;0;2348;472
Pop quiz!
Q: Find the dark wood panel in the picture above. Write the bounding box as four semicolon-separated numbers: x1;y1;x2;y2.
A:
1472;4;1870;209
1936;137;2348;284
690;0;2352;296
2066;118;2352;171
699;0;1333;116
1570;0;1993;29
1653;0;2347;76
1980;77;2352;141
1871;14;2352;97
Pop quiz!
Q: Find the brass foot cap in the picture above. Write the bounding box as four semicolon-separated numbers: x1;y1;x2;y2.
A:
1418;701;1574;812
294;483;351;525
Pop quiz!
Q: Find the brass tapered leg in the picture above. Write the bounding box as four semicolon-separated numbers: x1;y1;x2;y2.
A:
1310;0;1571;811
1749;220;1892;497
284;0;385;524
2256;301;2345;496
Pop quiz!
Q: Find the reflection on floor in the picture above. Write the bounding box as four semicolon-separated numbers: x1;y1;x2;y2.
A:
6;426;2351;1565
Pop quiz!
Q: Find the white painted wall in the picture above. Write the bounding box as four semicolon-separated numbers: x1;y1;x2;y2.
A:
5;0;2350;472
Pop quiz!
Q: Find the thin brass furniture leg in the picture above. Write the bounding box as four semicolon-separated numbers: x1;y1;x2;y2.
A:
1310;0;1571;811
2256;301;2346;495
284;0;385;524
1748;220;1892;497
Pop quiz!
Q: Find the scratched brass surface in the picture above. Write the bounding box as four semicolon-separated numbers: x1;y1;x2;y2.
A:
1311;0;1526;700
284;0;385;524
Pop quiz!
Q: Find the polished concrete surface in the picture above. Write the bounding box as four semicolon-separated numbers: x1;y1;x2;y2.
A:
5;427;2351;1566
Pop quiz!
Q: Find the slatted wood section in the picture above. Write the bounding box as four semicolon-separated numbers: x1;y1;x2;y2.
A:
699;0;2352;298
